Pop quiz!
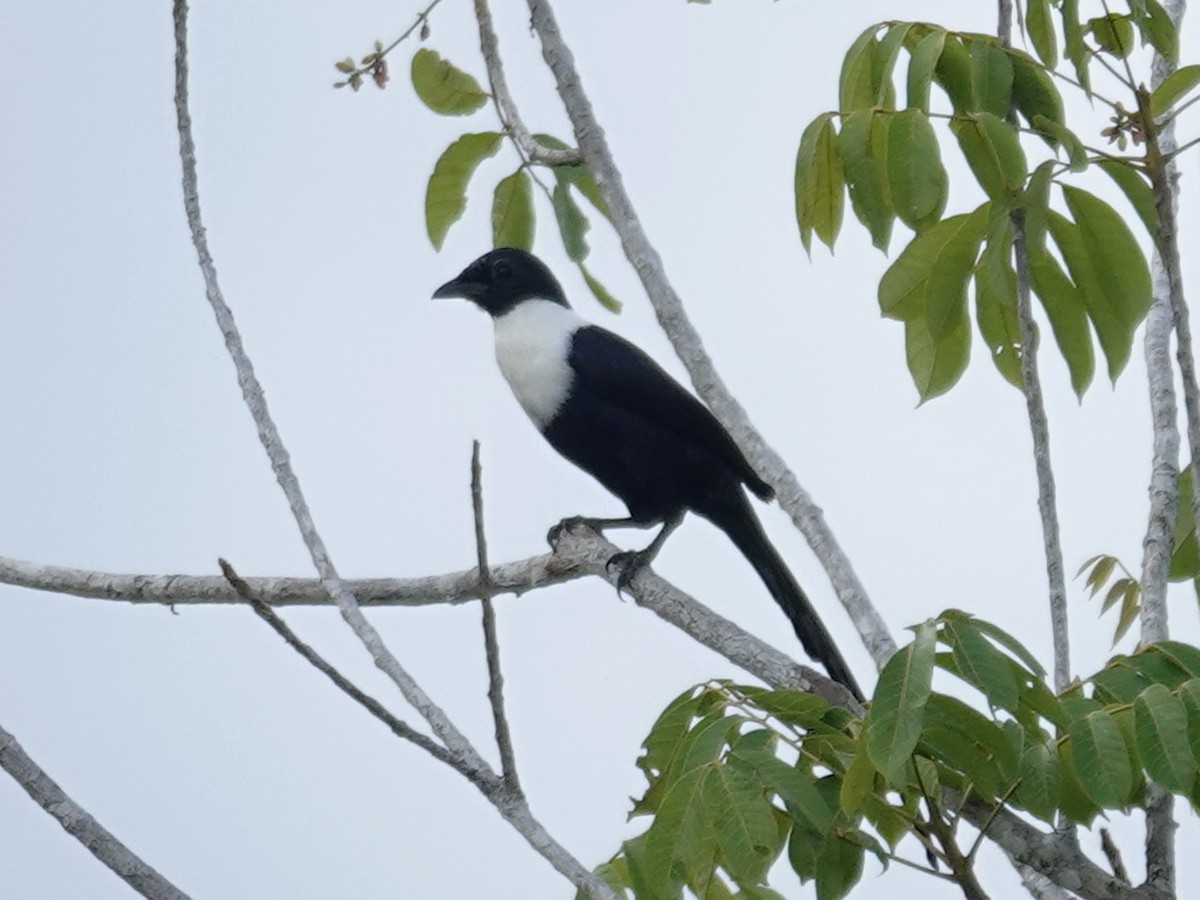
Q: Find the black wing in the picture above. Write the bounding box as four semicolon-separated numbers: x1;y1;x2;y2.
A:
567;326;772;500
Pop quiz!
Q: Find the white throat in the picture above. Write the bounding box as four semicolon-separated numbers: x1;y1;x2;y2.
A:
492;299;583;428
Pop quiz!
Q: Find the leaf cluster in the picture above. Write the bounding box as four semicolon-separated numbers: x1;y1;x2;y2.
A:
583;614;1200;899
411;49;620;310
792;5;1189;401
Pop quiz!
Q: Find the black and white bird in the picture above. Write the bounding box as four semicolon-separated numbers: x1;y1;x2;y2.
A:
434;248;862;700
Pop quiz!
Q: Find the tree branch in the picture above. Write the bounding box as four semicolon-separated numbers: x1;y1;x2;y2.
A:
956;793;1170;900
0;723;190;900
999;5;1071;695
472;0;581;167
0;552;583;609
1138;0;1188;888
470;442;521;793
218;559;487;785
174;9;617;896
521;0;896;670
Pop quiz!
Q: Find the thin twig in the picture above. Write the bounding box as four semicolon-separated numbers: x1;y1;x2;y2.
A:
1168;133;1200;158
523;0;895;670
218;559;489;787
999;4;1071;695
1100;828;1131;884
0;724;191;900
470;442;521;794
336;0;445;88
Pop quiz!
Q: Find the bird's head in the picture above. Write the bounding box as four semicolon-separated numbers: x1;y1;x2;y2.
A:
432;248;569;317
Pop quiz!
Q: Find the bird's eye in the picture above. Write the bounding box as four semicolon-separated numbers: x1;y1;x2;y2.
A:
492;261;514;282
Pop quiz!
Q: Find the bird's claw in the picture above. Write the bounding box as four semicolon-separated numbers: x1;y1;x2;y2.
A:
606;549;651;597
547;516;588;549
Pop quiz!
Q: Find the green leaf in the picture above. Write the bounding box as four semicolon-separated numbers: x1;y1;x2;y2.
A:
491;170;534;251
643;766;713;895
969;617;1047;677
924;205;989;339
865;622;936;786
887;109;947;231
1155;641;1200;678
1026;0;1058;68
1060;0;1091;93
635;687;703;816
973;220;1023;388
810;117;845;250
1027;245;1094;397
1031;116;1087;171
410;48;488;115
1057;740;1100;823
838;747;877;817
969;40;1014;117
1089;14;1135;58
1011;49;1065;132
814;834;865;900
1135;683;1197;791
424;132;502;249
1150;65;1200;118
837;110;894;251
1180;679;1200;762
579;263;622;313
1057;188;1153;378
1140;0;1179;62
873;24;912;109
533;134;612;222
951;113;1028;205
945;617;1020;710
906;30;946;112
1170;466;1198;581
732;740;834;834
553;183;590;262
879;212;987;321
840;26;881;112
1016;737;1061;822
1096;159;1157;238
705;764;779;885
795;113;836;253
1068;709;1135;807
923;692;1017;792
933;34;974;112
738;688;828;728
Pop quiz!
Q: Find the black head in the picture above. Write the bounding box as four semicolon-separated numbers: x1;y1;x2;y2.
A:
432;248;569;317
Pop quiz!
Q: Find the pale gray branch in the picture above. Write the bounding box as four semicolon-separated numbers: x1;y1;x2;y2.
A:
523;0;895;670
957;793;1169;900
175;0;490;767
0;553;581;608
472;0;581;167
0;723;190;900
470;442;521;794
1141;0;1187;889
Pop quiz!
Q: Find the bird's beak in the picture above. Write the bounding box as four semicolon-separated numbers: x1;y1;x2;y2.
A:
432;275;478;301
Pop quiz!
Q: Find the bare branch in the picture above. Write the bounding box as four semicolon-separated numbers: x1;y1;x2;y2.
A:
1138;1;1188;886
0;724;190;900
1100;828;1131;885
472;0;581;167
523;0;895;670
174;0;492;766
550;524;862;710
956;793;1170;900
218;559;488;786
470;442;521;793
999;5;1071;694
0;553;583;609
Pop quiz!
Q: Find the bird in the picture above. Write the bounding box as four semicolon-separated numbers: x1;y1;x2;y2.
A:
433;247;862;701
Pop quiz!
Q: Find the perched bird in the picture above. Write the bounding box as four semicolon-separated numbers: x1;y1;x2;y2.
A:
434;248;862;700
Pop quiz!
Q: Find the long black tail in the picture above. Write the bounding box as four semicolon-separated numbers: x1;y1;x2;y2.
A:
713;499;864;701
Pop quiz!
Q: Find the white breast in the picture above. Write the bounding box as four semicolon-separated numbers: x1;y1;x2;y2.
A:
492;299;582;429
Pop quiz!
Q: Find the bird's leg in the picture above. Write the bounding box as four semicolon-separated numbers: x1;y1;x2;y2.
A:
605;513;684;595
546;515;647;548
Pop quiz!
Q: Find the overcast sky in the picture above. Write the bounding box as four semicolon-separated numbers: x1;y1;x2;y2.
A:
1;0;1197;897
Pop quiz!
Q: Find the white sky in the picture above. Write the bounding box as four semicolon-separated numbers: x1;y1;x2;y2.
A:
0;0;1197;897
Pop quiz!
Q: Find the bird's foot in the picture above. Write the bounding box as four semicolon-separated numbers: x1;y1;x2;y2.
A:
605;548;653;597
547;516;607;549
